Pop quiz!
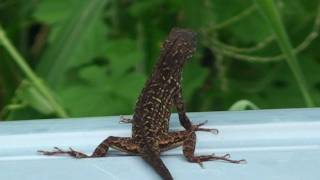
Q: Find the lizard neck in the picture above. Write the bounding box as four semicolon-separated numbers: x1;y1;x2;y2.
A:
154;53;185;77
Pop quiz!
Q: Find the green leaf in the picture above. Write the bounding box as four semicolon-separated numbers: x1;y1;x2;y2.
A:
33;0;74;24
59;65;146;116
180;0;215;28
104;38;143;76
0;52;19;106
229;99;259;110
182;57;209;102
255;0;314;107
35;0;108;87
15;80;54;115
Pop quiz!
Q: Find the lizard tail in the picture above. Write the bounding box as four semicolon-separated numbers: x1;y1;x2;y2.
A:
141;151;173;180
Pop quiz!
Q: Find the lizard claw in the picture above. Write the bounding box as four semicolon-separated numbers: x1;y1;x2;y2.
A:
38;147;65;156
189;153;246;166
212;129;219;134
197;161;204;169
213;153;246;164
38;147;89;158
192;120;219;135
222;153;231;158
68;147;88;158
236;159;247;164
54;147;65;152
37;150;50;155
119;115;133;123
196;120;208;127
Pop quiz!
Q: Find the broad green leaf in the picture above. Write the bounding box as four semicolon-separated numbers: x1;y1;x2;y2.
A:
59;65;146;116
33;0;74;24
180;0;215;28
0;0;33;110
78;66;109;86
255;0;314;107
182;56;209;102
0;52;19;106
103;38;143;76
229;99;259;110
35;0;108;87
15;80;54;115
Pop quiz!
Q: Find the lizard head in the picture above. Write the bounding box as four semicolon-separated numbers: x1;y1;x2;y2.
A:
162;28;197;66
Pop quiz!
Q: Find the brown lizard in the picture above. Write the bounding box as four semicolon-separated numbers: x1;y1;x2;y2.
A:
38;28;245;180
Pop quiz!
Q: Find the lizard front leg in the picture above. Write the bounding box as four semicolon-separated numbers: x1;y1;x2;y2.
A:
174;89;217;134
38;136;139;158
174;89;192;130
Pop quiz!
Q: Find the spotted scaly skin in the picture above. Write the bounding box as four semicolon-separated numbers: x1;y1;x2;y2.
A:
39;28;245;180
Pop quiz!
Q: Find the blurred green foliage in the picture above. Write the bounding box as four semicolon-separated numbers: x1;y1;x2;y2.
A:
0;0;320;120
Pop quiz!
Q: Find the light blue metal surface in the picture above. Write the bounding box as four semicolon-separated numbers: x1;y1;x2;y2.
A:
0;108;320;180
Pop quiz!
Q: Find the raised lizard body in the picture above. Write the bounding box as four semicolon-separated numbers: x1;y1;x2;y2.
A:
39;28;245;180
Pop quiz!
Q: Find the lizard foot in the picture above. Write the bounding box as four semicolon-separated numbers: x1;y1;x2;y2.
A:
188;153;246;168
38;147;89;158
192;120;219;135
119;115;133;123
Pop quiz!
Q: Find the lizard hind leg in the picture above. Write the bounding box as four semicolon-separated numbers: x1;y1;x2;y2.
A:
157;130;245;166
38;136;139;158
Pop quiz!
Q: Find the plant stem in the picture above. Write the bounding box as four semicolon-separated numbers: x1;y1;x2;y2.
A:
0;25;68;117
254;0;315;107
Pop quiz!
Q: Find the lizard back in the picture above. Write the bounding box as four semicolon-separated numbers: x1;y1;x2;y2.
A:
132;28;197;140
